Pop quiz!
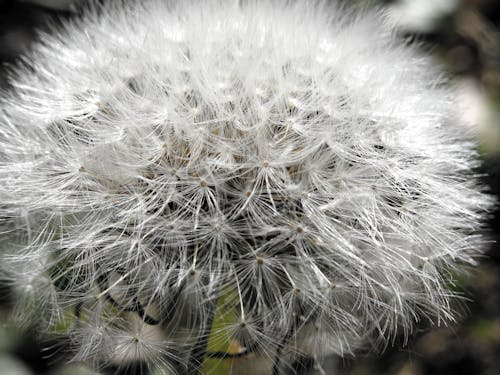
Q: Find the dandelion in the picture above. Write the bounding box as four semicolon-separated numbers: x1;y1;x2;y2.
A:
0;0;493;374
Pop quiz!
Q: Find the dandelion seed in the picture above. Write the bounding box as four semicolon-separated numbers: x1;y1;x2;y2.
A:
0;0;493;374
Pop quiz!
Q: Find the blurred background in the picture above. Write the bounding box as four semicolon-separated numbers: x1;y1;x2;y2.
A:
0;0;499;374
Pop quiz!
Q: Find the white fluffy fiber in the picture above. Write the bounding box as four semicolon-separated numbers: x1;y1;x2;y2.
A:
0;0;492;373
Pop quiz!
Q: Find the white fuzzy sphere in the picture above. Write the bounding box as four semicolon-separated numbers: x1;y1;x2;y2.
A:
0;0;492;373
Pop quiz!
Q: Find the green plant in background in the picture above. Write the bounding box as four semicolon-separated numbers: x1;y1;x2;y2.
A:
0;1;493;374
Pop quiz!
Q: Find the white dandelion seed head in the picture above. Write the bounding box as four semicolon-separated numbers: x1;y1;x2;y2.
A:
0;0;493;373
